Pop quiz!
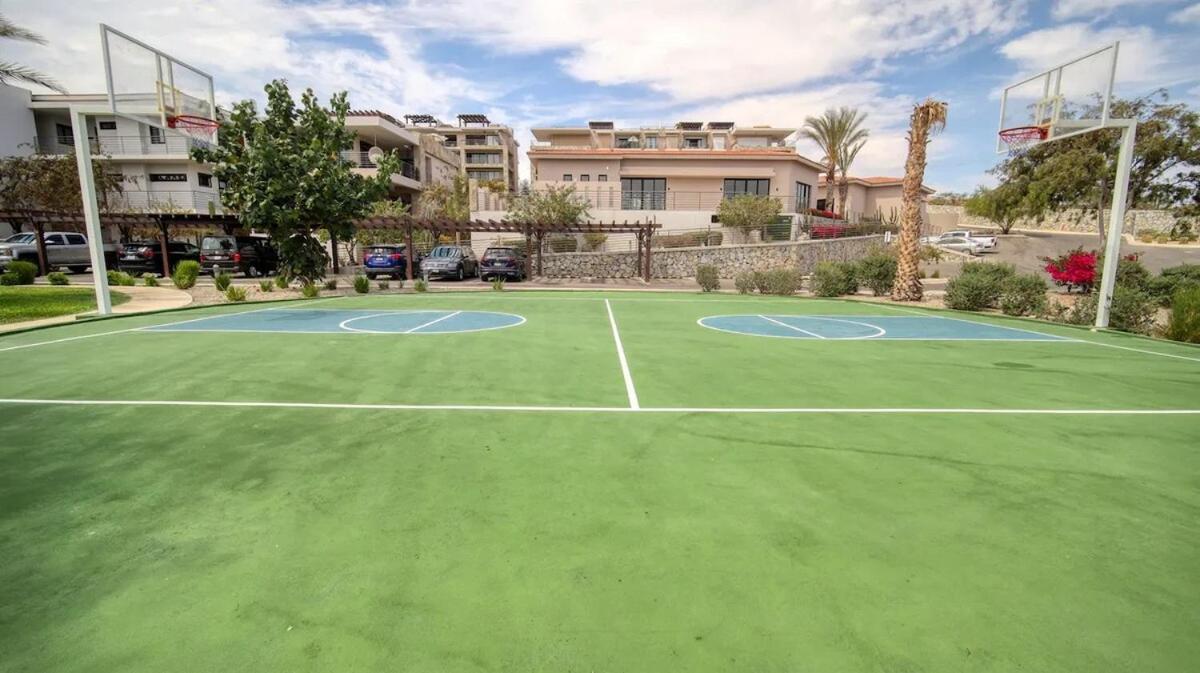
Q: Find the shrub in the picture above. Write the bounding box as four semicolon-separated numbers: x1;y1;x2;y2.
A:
810;261;858;297
323;278;338;291
919;245;945;263
107;270;135;286
1115;255;1151;291
5;260;37;284
695;264;720;292
1155;233;1170;244
998;273;1047;316
214;272;232;291
1165;287;1200;343
142;273;159;287
1148;264;1200;306
854;252;897;296
0;272;19;285
1042;248;1095;292
172;260;200;289
259;279;274;292
583;233;608;251
377;280;390;290
1066;287;1157;334
751;270;771;294
46;271;69;286
274;274;290;289
414;278;428;293
225;285;247;302
960;260;1016;284
930;269;941;279
734;271;755;294
758;268;801;296
300;282;320;298
944;272;1003;311
353;274;369;294
491;276;506;291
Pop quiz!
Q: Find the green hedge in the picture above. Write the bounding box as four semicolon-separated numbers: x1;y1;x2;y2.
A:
1166;286;1200;343
854;252;896;296
172;260;200;289
810;261;858;297
695;264;720;292
5;260;37;285
998;273;1047;316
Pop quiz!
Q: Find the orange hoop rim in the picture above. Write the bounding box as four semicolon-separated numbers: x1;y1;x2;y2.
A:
167;114;219;130
998;125;1048;148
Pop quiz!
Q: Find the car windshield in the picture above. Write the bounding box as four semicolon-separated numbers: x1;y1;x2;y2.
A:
368;246;401;254
5;233;35;244
428;247;461;258
201;237;234;252
485;249;516;258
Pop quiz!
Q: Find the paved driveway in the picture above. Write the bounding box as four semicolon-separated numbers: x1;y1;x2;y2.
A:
976;231;1198;274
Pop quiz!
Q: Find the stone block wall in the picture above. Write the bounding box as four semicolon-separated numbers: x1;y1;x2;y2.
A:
927;204;1179;235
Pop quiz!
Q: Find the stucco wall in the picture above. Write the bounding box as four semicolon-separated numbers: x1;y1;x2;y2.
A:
0;84;36;156
538;235;883;279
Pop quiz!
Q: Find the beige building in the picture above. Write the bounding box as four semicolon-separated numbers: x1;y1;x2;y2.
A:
404;114;519;192
816;176;935;221
343;110;461;208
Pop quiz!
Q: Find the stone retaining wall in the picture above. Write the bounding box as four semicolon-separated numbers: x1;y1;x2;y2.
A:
927;204;1179;235
540;235;884;279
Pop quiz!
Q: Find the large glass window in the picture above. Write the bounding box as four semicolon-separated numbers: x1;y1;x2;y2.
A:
794;181;812;212
621;177;666;210
724;178;770;197
644;136;659;149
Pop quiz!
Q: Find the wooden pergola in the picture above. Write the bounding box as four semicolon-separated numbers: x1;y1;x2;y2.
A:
0;210;660;281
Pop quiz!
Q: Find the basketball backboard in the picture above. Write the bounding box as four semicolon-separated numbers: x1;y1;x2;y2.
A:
100;24;217;143
997;43;1118;153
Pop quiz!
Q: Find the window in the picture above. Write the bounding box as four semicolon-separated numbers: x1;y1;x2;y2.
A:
794;181;812;212
616;136;639;148
737;136;769;147
98;121;117;131
66;234;86;245
724;178;770;197
597;175;608;182
683;137;705;149
149;126;165;145
55;123;73;144
45;234;66;245
644;136;658;149
621;177;666;210
467;169;502;181
149;173;187;183
713;135;726;149
816;198;827;211
579;174;590;182
562;174;573;181
198;173;213;188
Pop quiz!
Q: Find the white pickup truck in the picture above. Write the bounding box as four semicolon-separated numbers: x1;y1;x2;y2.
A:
0;231;120;274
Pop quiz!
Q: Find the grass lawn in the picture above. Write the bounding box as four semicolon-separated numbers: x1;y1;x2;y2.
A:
0;286;130;324
0;291;1197;672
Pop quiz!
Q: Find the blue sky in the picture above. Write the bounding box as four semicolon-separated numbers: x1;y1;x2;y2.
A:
8;0;1200;192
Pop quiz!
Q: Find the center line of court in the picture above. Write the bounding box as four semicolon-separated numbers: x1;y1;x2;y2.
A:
604;299;640;409
758;314;826;339
404;311;461;333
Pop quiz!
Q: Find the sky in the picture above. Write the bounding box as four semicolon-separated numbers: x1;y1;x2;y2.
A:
5;0;1200;193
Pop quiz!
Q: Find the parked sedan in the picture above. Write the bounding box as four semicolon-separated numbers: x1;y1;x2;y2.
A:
478;246;526;281
419;245;477;280
362;244;419;280
118;240;200;276
933;235;985;256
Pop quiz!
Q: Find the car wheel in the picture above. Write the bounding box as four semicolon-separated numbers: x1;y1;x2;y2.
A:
366;273;375;280
68;265;88;274
457;266;464;281
246;264;260;278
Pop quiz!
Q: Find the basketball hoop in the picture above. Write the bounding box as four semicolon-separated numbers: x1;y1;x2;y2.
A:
167;114;219;144
998;125;1048;154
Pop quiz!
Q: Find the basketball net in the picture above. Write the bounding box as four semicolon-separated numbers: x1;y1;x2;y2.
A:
167;114;219;145
998;125;1049;155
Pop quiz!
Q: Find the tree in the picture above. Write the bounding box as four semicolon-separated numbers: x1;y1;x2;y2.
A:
891;99;948;302
0;153;124;212
417;174;470;221
192;80;399;283
0;15;67;93
991;90;1200;240
507;184;591;226
963;183;1030;234
836;137;867;214
716;194;782;238
800;107;869;213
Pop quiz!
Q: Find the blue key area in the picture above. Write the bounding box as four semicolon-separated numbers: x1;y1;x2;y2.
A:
144;309;525;335
697;315;1071;341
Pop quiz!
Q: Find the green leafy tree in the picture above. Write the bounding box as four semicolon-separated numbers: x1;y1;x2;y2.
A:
507;184;591;226
963;182;1030;234
0;15;67;93
192;80;399;283
716;194;783;238
991;90;1200;240
0;153;124;212
800;107;869;213
417;174;470;221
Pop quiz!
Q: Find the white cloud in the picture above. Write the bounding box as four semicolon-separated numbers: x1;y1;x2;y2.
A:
1052;0;1179;20
406;0;1028;102
1001;23;1188;91
1170;2;1200;22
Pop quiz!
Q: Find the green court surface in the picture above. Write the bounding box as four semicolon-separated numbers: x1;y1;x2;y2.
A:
1;291;1198;672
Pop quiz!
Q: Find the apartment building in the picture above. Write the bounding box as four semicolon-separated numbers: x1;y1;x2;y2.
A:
0;82;221;215
404;114;519;192
816;175;935;220
343;110;462;208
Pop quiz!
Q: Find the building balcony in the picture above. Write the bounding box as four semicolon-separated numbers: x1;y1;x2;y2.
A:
339;151;420;180
472;187;814;214
36;134;210;157
464;136;502;147
105;189;224;214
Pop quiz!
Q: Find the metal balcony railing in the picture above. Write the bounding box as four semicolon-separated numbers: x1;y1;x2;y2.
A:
37;134;209;156
464;137;501;146
339;151;420;180
472;188;832;216
105;190;223;214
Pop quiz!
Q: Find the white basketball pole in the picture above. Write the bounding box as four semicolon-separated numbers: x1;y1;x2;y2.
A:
1094;119;1137;329
70;107;113;316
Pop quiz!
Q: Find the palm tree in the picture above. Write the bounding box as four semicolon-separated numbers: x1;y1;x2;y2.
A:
800;107;869;214
836;137;867;215
891;98;948;302
0;15;67;93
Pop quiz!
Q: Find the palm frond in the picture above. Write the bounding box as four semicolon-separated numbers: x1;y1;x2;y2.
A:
0;15;47;44
0;62;68;93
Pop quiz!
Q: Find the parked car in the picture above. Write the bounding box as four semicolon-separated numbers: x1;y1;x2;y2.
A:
931;235;985;256
0;231;119;274
362;244;420;280
199;235;279;277
118;240;201;276
419;245;477;280
478;246;526;281
922;230;998;250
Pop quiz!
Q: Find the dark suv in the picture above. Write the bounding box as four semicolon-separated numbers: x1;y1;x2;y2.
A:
118;240;200;276
419;245;477;281
199;235;279;277
478;246;526;281
362;244;419;280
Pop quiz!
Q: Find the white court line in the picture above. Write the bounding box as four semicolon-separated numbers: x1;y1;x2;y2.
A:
0;398;1197;415
405;310;461;333
1077;340;1200;363
604;299;640;409
758;315;826;339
